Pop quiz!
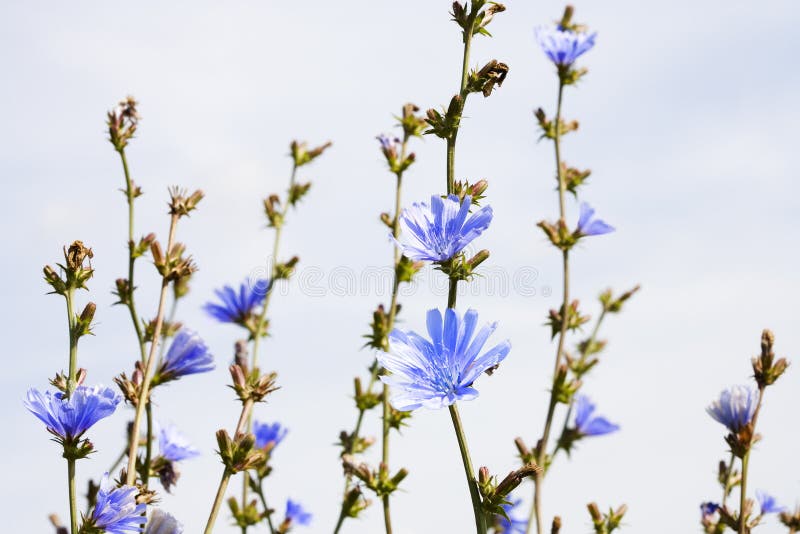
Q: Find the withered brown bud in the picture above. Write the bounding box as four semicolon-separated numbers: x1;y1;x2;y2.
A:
495;463;541;496
587;502;603;522
168;186;204;217
65;241;93;272
48;514;68;534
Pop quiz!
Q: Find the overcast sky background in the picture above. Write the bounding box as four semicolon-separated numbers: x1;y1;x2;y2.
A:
2;1;800;532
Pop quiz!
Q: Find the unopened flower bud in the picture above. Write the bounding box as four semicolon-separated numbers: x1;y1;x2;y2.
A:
230;364;247;391
78;301;96;327
44;265;67;295
587;502;602;523
467;250;490;269
479;466;490;485
150;241;165;268
75;368;87;386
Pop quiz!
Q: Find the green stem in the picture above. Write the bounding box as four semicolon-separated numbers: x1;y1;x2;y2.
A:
528;79;568;534
118;148;148;364
443;17;483;532
446;13;476;195
721;452;735;509
124;213;179;486
739;387;765;534
333;512;346;534
251;163;298;369
64;286;80;534
449;404;486;534
739;451;750;534
381;377;393;533
143;403;153;486
459;21;474;96
65;288;78;396
550;310;607;462
448;279;459;309
242;164;298;532
205;469;232;534
379;139;409;534
256;478;277;534
67;458;78;534
205;399;254;534
337;133;410;534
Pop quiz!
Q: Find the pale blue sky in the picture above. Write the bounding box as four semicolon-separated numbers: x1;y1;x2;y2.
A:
2;1;799;532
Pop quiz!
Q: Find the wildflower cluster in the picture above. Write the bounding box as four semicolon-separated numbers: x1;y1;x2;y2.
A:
700;330;790;533
28;4;795;534
201;138;329;533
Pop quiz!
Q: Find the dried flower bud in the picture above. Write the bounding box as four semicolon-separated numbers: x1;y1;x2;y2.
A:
107;96;139;151
291;140;332;167
263;195;283;228
753;328;789;387
168;187;204;217
48;514;68;534
399;103;427;138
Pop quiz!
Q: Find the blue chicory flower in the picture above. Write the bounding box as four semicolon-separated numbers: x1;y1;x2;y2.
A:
700;502;720;519
25;385;121;442
144;509;183;534
377;308;511;411
158;328;214;381
89;472;147;533
535;24;597;67
495;498;527;533
204;279;269;324
574;395;620;436
285;499;312;526
706;385;757;433
159;424;200;462
756;491;786;514
253;421;288;451
395;194;493;262
575;202;614;237
376;134;397;151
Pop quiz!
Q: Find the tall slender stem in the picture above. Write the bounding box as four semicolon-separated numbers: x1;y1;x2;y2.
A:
721;452;736;509
739;387;765;534
739;452;750;534
241;164;298;532
443;14;484;532
64;286;79;534
143;403;154;486
379;136;409;534
205;399;255;534
529;79;568;534
255;478;277;534
67;458;78;534
251;163;298;369
125;213;180;486
336;132;410;534
118;149;148;363
550;310;607;462
449;404;486;534
205;469;232;534
65;288;78;396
